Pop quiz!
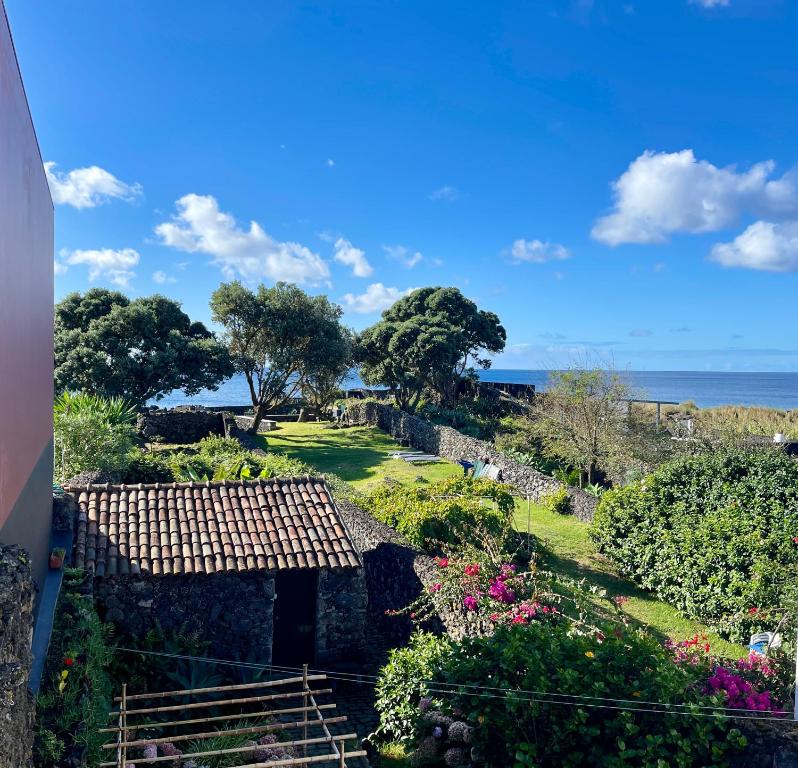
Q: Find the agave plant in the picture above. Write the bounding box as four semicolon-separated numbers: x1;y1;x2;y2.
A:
54;391;137;426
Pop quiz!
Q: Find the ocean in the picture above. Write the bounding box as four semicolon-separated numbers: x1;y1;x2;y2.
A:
155;369;798;410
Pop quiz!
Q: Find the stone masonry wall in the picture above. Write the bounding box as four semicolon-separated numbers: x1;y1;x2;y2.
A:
335;498;477;641
316;567;368;665
137;406;226;444
94;571;275;662
0;545;35;768
345;400;598;522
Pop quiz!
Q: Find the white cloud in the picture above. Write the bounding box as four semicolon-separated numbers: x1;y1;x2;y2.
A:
689;0;729;7
710;220;798;272
342;283;414;314
510;239;570;263
592;150;798;245
383;244;423;268
326;158;335;167
58;247;139;287
155;194;330;285
44;162;142;209
54;260;68;276
428;185;459;202
629;329;653;337
333;237;373;278
152;270;176;284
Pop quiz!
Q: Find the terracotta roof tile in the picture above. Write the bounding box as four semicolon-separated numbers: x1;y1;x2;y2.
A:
67;477;361;579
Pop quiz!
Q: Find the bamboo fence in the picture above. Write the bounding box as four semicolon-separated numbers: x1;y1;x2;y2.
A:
101;666;366;767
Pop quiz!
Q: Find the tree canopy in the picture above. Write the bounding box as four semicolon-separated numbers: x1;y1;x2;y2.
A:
54;289;233;406
356;287;506;411
210;281;353;429
528;367;631;484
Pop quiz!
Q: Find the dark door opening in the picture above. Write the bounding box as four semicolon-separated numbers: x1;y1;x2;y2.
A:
272;569;317;668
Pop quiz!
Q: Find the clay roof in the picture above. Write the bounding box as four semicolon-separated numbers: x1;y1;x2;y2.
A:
67;477;361;578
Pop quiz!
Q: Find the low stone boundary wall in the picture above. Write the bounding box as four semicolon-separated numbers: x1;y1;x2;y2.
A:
137;406;226;444
344;401;598;522
0;545;35;768
336;499;476;642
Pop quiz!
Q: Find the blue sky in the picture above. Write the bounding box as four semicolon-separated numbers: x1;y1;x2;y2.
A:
8;0;798;371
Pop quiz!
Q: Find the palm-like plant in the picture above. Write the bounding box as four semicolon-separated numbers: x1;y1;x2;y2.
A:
54;391;137;426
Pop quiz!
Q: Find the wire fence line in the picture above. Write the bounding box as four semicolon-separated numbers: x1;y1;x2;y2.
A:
115;647;798;724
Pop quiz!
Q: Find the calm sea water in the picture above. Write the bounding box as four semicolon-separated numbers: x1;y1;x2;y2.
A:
156;370;798;410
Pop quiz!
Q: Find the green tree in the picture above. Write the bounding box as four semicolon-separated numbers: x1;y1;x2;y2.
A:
529;366;631;484
210;281;352;431
356;287;506;411
54;289;233;406
301;322;355;414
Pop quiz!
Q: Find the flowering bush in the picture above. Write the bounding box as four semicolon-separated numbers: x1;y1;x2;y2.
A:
357;476;514;552
395;543;608;639
666;634;792;714
377;623;750;768
591;448;798;641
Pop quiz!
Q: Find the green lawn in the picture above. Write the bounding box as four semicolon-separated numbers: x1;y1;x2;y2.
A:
260;421;744;657
258;421;460;491
514;500;744;657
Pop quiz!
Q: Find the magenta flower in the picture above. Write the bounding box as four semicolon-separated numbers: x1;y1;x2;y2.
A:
463;595;478;611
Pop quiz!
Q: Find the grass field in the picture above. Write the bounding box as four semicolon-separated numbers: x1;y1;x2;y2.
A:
514;500;742;657
258;421;460;490
262;421;744;656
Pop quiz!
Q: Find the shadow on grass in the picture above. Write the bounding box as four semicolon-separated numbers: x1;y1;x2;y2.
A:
527;533;674;644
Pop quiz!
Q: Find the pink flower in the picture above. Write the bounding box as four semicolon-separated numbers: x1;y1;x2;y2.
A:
748;607;758;615
612;595;630;607
511;615;527;624
464;563;480;576
435;556;449;568
429;582;442;594
463;595;478;611
792;536;798;544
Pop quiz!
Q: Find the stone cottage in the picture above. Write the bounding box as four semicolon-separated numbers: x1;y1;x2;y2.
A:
67;477;367;666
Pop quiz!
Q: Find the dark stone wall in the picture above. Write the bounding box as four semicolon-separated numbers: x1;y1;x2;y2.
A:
137;407;226;444
335;499;480;642
316;568;368;665
94;571;276;662
0;545;35;768
345;401;598;522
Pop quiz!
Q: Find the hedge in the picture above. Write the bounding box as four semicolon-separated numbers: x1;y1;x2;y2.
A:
590;448;798;641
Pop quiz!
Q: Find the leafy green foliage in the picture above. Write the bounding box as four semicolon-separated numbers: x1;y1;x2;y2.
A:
541;487;571;515
53;392;137;482
374;632;452;742
122;447;175;483
591;448;798;641
169;436;311;482
424;623;747;768
55;288;233;405
357;476;514;552
210;281;352;429
356;287;506;411
34;570;114;767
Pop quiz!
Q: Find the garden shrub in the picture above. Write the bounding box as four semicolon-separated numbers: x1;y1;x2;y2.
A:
122;446;175;483
34;569;114;767
374;632;452;742
168;436;311;482
541;487;571;515
590;448;798;641
53;391;137;482
379;623;749;768
358;476;514;552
